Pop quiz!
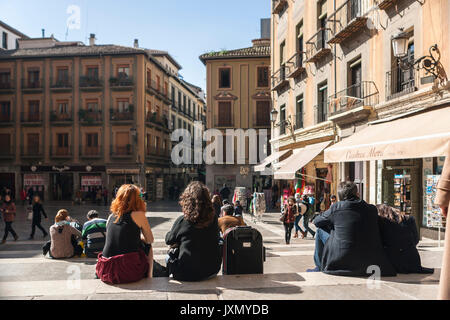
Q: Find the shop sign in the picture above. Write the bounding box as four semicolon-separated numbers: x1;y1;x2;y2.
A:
24;174;45;186
107;169;140;174
81;175;102;186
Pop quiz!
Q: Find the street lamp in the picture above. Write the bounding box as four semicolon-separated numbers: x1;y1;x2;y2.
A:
391;28;447;84
270;108;278;124
270;108;296;141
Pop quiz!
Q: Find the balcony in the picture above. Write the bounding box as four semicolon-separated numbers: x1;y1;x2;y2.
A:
80;146;101;159
146;112;170;132
110;108;134;123
386;66;417;101
21;112;42;125
327;0;372;45
327;81;379;125
79;110;103;125
109;76;134;91
79;76;103;91
21;79;43;93
0;81;15;94
50;111;73;125
286;52;306;78
146;80;170;104
50;78;72;92
146;147;170;159
272;0;287;14
271;65;289;91
376;0;397;10
111;145;133;158
50;146;73;159
306;28;332;63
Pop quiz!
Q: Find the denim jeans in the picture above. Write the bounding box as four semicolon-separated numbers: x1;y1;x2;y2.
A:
294;215;304;233
313;228;330;269
303;214;316;237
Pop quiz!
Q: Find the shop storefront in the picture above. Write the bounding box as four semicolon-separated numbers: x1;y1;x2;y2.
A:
80;174;103;201
0;172;15;199
23;173;46;200
324;106;450;238
107;168;140;195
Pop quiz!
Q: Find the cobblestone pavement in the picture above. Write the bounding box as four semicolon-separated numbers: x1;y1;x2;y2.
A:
0;201;444;300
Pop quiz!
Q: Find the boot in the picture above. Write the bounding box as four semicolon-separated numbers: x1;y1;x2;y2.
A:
293;232;298;238
301;231;307;239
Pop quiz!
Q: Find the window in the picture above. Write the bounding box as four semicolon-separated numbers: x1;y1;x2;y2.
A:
396;42;415;93
296;21;304;53
257;66;269;87
57;133;69;148
280;41;286;66
146;70;152;87
219;68;231;89
178;91;182;108
117;99;129;112
171;115;175;129
0;101;11;121
317;83;328;123
86;100;98;112
280;105;286;135
0;71;11;88
218;101;232;126
155;136;160;153
117;65;130;78
56;67;69;84
171;85;175;103
27;133;40;154
115;132;130;154
87;66;99;79
28;69;40;87
256;101;270;126
86;133;99;155
164;82;168;96
183;94;186;113
178;119;182;130
0;134;10;153
188;99;191;116
146;134;152;154
156;75;161;91
318;0;327;48
29;101;40;121
2;32;7;49
296;95;304;129
349;59;362;98
57;100;68;115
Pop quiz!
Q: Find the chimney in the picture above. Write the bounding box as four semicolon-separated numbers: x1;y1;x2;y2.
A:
89;34;96;46
134;39;139;48
42;29;45;38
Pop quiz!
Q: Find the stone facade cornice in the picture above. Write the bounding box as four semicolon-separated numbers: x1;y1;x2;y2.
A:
270;121;335;149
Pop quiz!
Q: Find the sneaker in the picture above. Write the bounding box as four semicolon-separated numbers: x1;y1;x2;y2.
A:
306;267;320;272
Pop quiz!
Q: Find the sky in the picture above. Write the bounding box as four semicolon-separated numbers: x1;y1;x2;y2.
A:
0;0;271;91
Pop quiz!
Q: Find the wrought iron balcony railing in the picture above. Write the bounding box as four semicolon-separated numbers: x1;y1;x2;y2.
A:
286;51;306;78
271;65;289;91
79;110;103;123
386;65;417;101
21;112;42;123
306;28;332;63
79;76;103;88
109;76;134;87
327;0;373;44
21;79;43;90
50;111;73;122
272;0;287;14
110;108;134;121
327;81;379;116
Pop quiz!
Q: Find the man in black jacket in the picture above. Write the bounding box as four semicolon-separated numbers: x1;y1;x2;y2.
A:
309;181;396;277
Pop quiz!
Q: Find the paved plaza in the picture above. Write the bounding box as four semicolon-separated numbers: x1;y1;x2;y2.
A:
0;201;445;300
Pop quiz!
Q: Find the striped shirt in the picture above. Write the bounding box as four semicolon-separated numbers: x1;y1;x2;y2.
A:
82;218;107;256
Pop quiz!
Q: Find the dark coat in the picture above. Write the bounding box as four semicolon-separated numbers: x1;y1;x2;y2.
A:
165;215;222;281
32;202;47;223
378;215;431;274
313;199;396;277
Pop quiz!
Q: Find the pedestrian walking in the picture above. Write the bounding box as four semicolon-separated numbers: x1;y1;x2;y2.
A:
301;195;316;239
281;196;296;245
293;193;306;239
27;187;34;205
28;195;48;240
211;194;222;218
437;141;450;300
1;195;18;244
20;189;27;206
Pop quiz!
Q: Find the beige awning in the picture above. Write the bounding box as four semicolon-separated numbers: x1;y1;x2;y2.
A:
254;149;291;172
324;107;450;163
274;141;332;180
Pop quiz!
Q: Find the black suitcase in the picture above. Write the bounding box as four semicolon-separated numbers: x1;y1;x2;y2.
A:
222;226;265;275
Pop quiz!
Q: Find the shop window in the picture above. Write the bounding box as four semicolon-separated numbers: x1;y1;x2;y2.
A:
219;68;231;89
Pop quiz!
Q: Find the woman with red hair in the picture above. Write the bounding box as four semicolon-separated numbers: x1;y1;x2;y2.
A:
96;184;155;284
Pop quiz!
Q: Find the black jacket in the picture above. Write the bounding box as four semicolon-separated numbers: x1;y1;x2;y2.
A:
313;199;396;277
378;215;430;274
32;203;47;223
165;215;222;281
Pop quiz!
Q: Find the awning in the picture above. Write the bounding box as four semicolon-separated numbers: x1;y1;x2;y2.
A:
254;149;291;172
274;141;332;180
324;107;450;163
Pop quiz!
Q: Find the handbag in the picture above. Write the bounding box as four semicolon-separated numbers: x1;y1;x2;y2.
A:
27;211;33;221
279;212;286;222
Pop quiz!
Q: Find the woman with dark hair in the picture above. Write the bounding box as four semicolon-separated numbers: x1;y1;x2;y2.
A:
281;196;297;245
165;181;222;281
376;204;433;274
1;195;18;244
29;195;48;240
211;194;222;218
96;184;155;284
